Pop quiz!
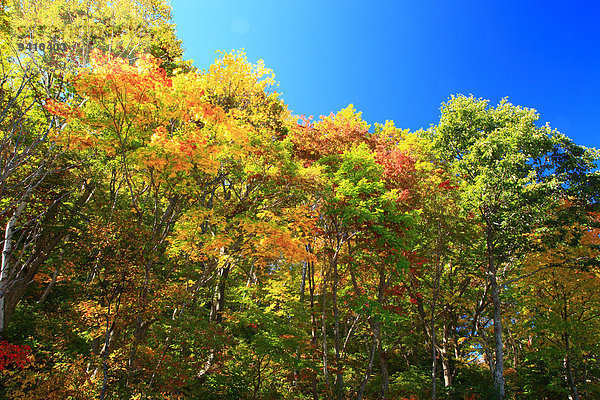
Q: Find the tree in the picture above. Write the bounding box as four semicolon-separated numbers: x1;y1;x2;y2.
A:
432;94;599;399
289;108;423;399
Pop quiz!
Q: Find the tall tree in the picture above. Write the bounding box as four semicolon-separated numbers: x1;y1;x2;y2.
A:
0;0;186;340
432;95;599;399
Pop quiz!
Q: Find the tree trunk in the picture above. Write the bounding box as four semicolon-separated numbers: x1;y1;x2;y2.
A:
0;196;30;337
440;322;453;387
209;264;230;323
379;340;389;399
358;267;388;400
37;266;60;304
480;330;495;382
300;260;307;300
440;351;452;388
563;334;580;400
377;268;389;399
308;258;319;400
332;255;344;400
197;262;231;380
98;288;124;400
487;220;505;400
431;217;443;399
358;319;379;400
321;281;330;387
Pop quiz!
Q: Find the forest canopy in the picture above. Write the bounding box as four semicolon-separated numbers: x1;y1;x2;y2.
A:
1;1;599;399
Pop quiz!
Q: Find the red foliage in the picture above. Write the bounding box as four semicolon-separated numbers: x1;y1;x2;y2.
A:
438;179;458;190
0;341;32;371
376;147;417;190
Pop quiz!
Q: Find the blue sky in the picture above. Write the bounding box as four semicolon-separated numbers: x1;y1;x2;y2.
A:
171;0;600;149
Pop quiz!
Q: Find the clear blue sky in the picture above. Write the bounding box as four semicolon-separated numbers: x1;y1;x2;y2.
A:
171;0;600;149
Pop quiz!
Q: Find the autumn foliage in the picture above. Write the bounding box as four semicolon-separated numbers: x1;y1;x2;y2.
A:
2;2;600;399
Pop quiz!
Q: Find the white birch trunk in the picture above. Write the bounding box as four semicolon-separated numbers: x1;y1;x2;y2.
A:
0;198;29;336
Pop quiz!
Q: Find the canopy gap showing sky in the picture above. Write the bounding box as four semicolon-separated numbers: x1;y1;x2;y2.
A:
171;0;600;148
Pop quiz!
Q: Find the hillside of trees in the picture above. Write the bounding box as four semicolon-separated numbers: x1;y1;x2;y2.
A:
1;1;599;399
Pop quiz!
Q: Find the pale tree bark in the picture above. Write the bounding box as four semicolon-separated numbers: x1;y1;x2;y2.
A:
0;196;29;336
209;263;230;323
1;182;94;336
300;259;308;300
440;344;453;387
308;257;319;400
331;254;345;400
321;281;330;388
377;269;390;399
37;235;69;305
484;214;505;400
149;278;205;388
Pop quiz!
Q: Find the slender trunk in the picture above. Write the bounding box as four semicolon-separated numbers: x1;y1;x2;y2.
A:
98;323;114;400
321;281;330;387
149;332;173;388
507;325;519;371
377;269;389;399
151;281;203;387
37;266;59;304
332;255;344;399
294;257;308;388
481;329;495;382
2;182;93;336
379;339;389;399
473;290;494;383
563;334;580;400
0;197;29;337
483;211;505;400
440;351;452;388
300;260;307;300
127;317;156;379
196;351;215;380
431;217;443;399
358;319;379;400
38;234;69;305
358;268;388;400
209;264;230;323
252;354;266;400
431;320;437;398
308;259;318;400
98;289;123;400
443;323;453;387
490;271;505;398
197;263;231;380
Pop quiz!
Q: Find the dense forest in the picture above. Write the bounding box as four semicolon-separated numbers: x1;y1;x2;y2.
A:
1;1;599;399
